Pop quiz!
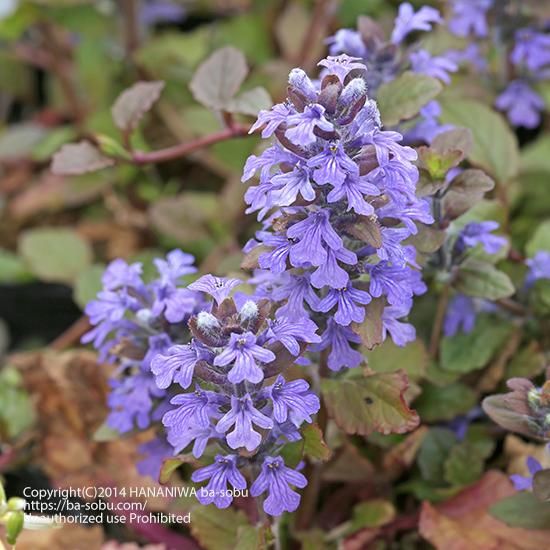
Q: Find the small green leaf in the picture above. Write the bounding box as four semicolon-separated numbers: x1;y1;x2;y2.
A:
302;423;332;462
0;249;33;283
378;72;443;126
418;428;456;483
321;371;419;436
111;80;165;133
190;47;249;110
415;383;477;422
73;264;105;309
92;422;120;442
490;492;550;529
444;441;486;487
439;97;519;183
5;510;24;545
526;220;550;256
51;141;115;175
366;339;428;381
190;505;249;550
455;259;515;300
227;86;272;116
18;228;92;284
440;316;512;373
417;146;463;181
350;499;395;531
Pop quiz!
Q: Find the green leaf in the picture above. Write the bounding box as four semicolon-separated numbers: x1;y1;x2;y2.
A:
366;339;428;381
0;249;32;283
506;342;546;379
73;264;104;309
18;228;92;284
415;383;477;422
521;135;550;174
417;146;464;181
51;141;115;175
227;86;272;116
92;422;120;442
0;368;35;440
443;441;486;487
190;46;248;110
455;259;515;300
235;524;270;550
321;371;419;436
439;97;519;183
378;72;443;126
526;220;550;256
190;505;249;550
490;492;550;529
111;81;165;133
440;316;512;373
418;428;456;483
349;499;395;531
302;423;332;462
159;455;194;485
442;169;495;220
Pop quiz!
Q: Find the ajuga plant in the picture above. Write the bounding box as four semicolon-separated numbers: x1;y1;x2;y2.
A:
242;54;431;368
327;2;457;142
444;0;550;129
85;257;323;516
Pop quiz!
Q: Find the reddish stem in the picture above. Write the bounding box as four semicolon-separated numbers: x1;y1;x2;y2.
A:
130;124;251;165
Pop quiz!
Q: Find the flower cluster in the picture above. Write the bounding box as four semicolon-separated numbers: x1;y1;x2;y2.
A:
83;250;203;435
242;54;430;371
327;2;457;143
150;275;320;515
446;0;550;128
86;263;321;516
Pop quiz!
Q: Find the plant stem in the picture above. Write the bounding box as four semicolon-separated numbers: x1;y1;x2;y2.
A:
130;124;251;165
429;284;450;359
295;351;329;530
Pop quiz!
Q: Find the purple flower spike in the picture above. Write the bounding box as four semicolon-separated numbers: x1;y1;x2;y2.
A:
151;343;199;389
216;395;274;452
266;316;321;355
188;274;241;304
154;249;196;285
317;54;366;82
102;258;143;290
285;104;334;146
510;456;543;491
250;456;307;516
192;455;247;509
163;386;216;431
287;209;343;267
214;332;275;384
511;29;550;72
316;283;371;326
267;375;320;426
313;318;363;371
391;3;442;44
